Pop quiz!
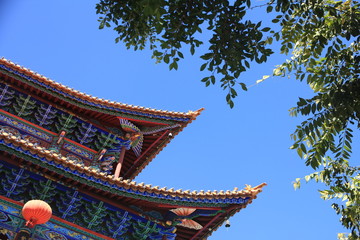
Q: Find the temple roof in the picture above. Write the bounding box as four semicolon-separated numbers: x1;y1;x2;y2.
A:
0;57;203;179
0;127;266;239
0;58;202;121
0;58;266;239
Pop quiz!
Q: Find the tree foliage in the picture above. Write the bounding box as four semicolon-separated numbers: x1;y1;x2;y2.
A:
96;0;360;238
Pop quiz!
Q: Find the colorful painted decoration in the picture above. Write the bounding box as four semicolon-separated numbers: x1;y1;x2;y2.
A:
178;219;203;230
119;118;181;157
100;156;115;173
119;118;141;133
170;208;196;216
119;118;143;157
22;200;52;228
170;208;203;230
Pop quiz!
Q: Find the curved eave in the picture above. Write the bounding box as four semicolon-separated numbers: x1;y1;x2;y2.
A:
126;118;194;179
0;57;204;178
0;130;266;206
0;58;203;122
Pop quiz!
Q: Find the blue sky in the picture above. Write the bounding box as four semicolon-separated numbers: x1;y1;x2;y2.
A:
0;1;356;239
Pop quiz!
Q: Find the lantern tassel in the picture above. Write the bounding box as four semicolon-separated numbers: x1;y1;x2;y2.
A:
25;217;37;228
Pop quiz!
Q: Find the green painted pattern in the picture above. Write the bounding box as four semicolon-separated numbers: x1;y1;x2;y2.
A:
30;179;57;202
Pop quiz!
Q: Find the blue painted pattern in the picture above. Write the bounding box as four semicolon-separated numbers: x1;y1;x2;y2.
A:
0;112;52;141
63;143;94;160
0;203;20;215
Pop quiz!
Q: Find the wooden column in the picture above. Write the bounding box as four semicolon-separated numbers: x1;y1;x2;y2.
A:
113;146;126;179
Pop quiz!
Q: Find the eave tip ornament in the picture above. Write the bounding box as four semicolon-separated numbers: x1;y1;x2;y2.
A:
22;200;52;228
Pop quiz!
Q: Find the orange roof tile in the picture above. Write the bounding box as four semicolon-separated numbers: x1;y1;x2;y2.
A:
0;129;266;202
0;58;204;120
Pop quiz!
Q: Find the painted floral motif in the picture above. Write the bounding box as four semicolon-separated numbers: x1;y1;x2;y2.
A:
0;112;52;141
63;143;94;160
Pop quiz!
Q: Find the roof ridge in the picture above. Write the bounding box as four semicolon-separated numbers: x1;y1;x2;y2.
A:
0;58;203;120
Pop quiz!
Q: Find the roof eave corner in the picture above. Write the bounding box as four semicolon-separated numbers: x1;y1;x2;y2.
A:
187;107;205;120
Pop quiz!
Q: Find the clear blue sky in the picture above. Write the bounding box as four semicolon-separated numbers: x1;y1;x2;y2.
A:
1;1;356;239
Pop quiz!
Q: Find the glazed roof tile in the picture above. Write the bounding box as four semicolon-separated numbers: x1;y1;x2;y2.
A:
0;58;204;121
0;129;266;204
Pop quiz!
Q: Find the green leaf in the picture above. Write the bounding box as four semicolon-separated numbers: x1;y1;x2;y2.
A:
164;54;170;64
226;93;231;102
239;83;247;91
201;77;209;82
297;148;303;158
290;143;298;149
266;37;273;45
200;63;207;71
266;5;273;13
200;53;213;60
228;99;234;109
177;51;184;58
173;61;178;70
190;45;195;55
230;88;237;97
169;61;178;70
153;50;162;57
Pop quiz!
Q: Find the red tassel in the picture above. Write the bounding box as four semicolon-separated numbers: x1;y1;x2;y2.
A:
25;217;37;228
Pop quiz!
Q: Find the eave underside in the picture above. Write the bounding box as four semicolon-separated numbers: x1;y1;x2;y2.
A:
0;72;190;179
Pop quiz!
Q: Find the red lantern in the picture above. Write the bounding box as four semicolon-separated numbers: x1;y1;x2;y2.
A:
22;200;52;228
